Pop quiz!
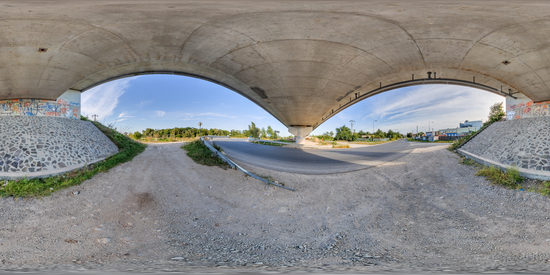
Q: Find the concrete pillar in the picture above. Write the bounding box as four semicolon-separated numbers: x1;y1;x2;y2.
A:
0;90;81;119
288;126;313;144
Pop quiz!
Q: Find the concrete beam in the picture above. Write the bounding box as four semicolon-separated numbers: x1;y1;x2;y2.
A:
2;1;550;129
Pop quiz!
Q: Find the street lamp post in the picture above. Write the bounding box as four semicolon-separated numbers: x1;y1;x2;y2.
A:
428;121;434;135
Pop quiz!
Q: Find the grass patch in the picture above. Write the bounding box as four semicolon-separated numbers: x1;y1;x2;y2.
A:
275;139;294;143
181;140;230;168
459;156;476;166
0;120;147;198
537;181;550;196
252;141;283;147
333;144;351;148
475;165;523;189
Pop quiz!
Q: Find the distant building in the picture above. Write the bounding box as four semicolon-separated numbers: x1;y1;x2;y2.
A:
439;128;458;136
459;120;482;130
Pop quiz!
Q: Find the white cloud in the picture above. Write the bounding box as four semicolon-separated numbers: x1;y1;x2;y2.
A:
155;110;166;117
138;100;152;107
81;78;133;121
117;111;134;119
313;84;505;135
360;85;504;133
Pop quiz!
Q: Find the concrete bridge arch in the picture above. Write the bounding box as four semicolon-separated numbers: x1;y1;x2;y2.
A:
2;1;550;142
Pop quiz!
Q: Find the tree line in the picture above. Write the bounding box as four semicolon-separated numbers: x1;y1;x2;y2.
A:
313;125;403;141
129;122;281;140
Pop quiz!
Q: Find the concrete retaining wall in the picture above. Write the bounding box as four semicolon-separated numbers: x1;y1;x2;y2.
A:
460;117;550;172
0;116;118;179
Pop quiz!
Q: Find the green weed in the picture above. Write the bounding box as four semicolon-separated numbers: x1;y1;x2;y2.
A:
460;157;475;166
475;165;523;189
333;144;351;148
181;140;229;168
538;181;550;196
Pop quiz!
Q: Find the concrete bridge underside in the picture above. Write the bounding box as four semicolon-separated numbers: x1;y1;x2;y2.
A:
3;0;550;138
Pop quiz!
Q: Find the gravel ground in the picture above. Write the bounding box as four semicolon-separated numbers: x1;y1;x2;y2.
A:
0;142;549;273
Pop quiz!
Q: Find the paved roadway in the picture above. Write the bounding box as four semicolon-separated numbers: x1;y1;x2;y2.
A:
212;138;448;174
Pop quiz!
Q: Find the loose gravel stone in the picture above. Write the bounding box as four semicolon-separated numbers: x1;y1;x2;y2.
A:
0;143;549;273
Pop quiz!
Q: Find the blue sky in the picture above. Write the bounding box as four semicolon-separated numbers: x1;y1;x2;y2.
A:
81;75;504;136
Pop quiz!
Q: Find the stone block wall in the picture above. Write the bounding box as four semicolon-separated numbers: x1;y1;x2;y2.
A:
0;116;118;176
461;117;550;171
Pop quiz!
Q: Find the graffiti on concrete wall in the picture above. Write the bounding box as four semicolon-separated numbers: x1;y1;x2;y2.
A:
506;100;550;120
0;99;81;119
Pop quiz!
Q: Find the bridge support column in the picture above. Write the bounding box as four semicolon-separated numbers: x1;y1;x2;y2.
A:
288;126;313;144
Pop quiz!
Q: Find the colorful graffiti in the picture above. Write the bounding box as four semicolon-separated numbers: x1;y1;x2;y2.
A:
0;99;80;119
507;100;550;120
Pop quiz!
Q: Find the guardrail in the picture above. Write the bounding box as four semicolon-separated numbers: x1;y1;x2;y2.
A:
200;136;296;191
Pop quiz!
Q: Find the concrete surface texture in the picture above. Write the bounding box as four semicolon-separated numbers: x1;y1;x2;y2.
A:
1;1;550;131
1;142;549;272
461;117;550;172
0;116;118;178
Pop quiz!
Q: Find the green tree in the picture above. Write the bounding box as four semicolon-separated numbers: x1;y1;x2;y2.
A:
374;129;386;138
132;131;142;140
260;127;267;139
247;122;260;138
267;126;274;139
488;102;505;123
335;125;356;141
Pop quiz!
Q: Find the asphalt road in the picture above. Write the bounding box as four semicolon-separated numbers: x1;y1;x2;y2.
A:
213;138;448;174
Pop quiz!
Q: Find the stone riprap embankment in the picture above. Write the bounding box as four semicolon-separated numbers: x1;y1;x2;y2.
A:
0;116;118;179
460;117;550;171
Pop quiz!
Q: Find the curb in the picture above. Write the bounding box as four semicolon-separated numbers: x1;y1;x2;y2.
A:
457;149;550;181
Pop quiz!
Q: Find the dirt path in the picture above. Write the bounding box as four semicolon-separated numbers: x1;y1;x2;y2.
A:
1;142;549;272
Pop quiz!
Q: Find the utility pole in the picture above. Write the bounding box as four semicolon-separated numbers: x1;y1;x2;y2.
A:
349;120;355;133
372;120;377;141
198;122;202;137
428;121;434;135
92;114;98;121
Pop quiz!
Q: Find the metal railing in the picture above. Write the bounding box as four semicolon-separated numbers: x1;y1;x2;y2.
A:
200;136;296;191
